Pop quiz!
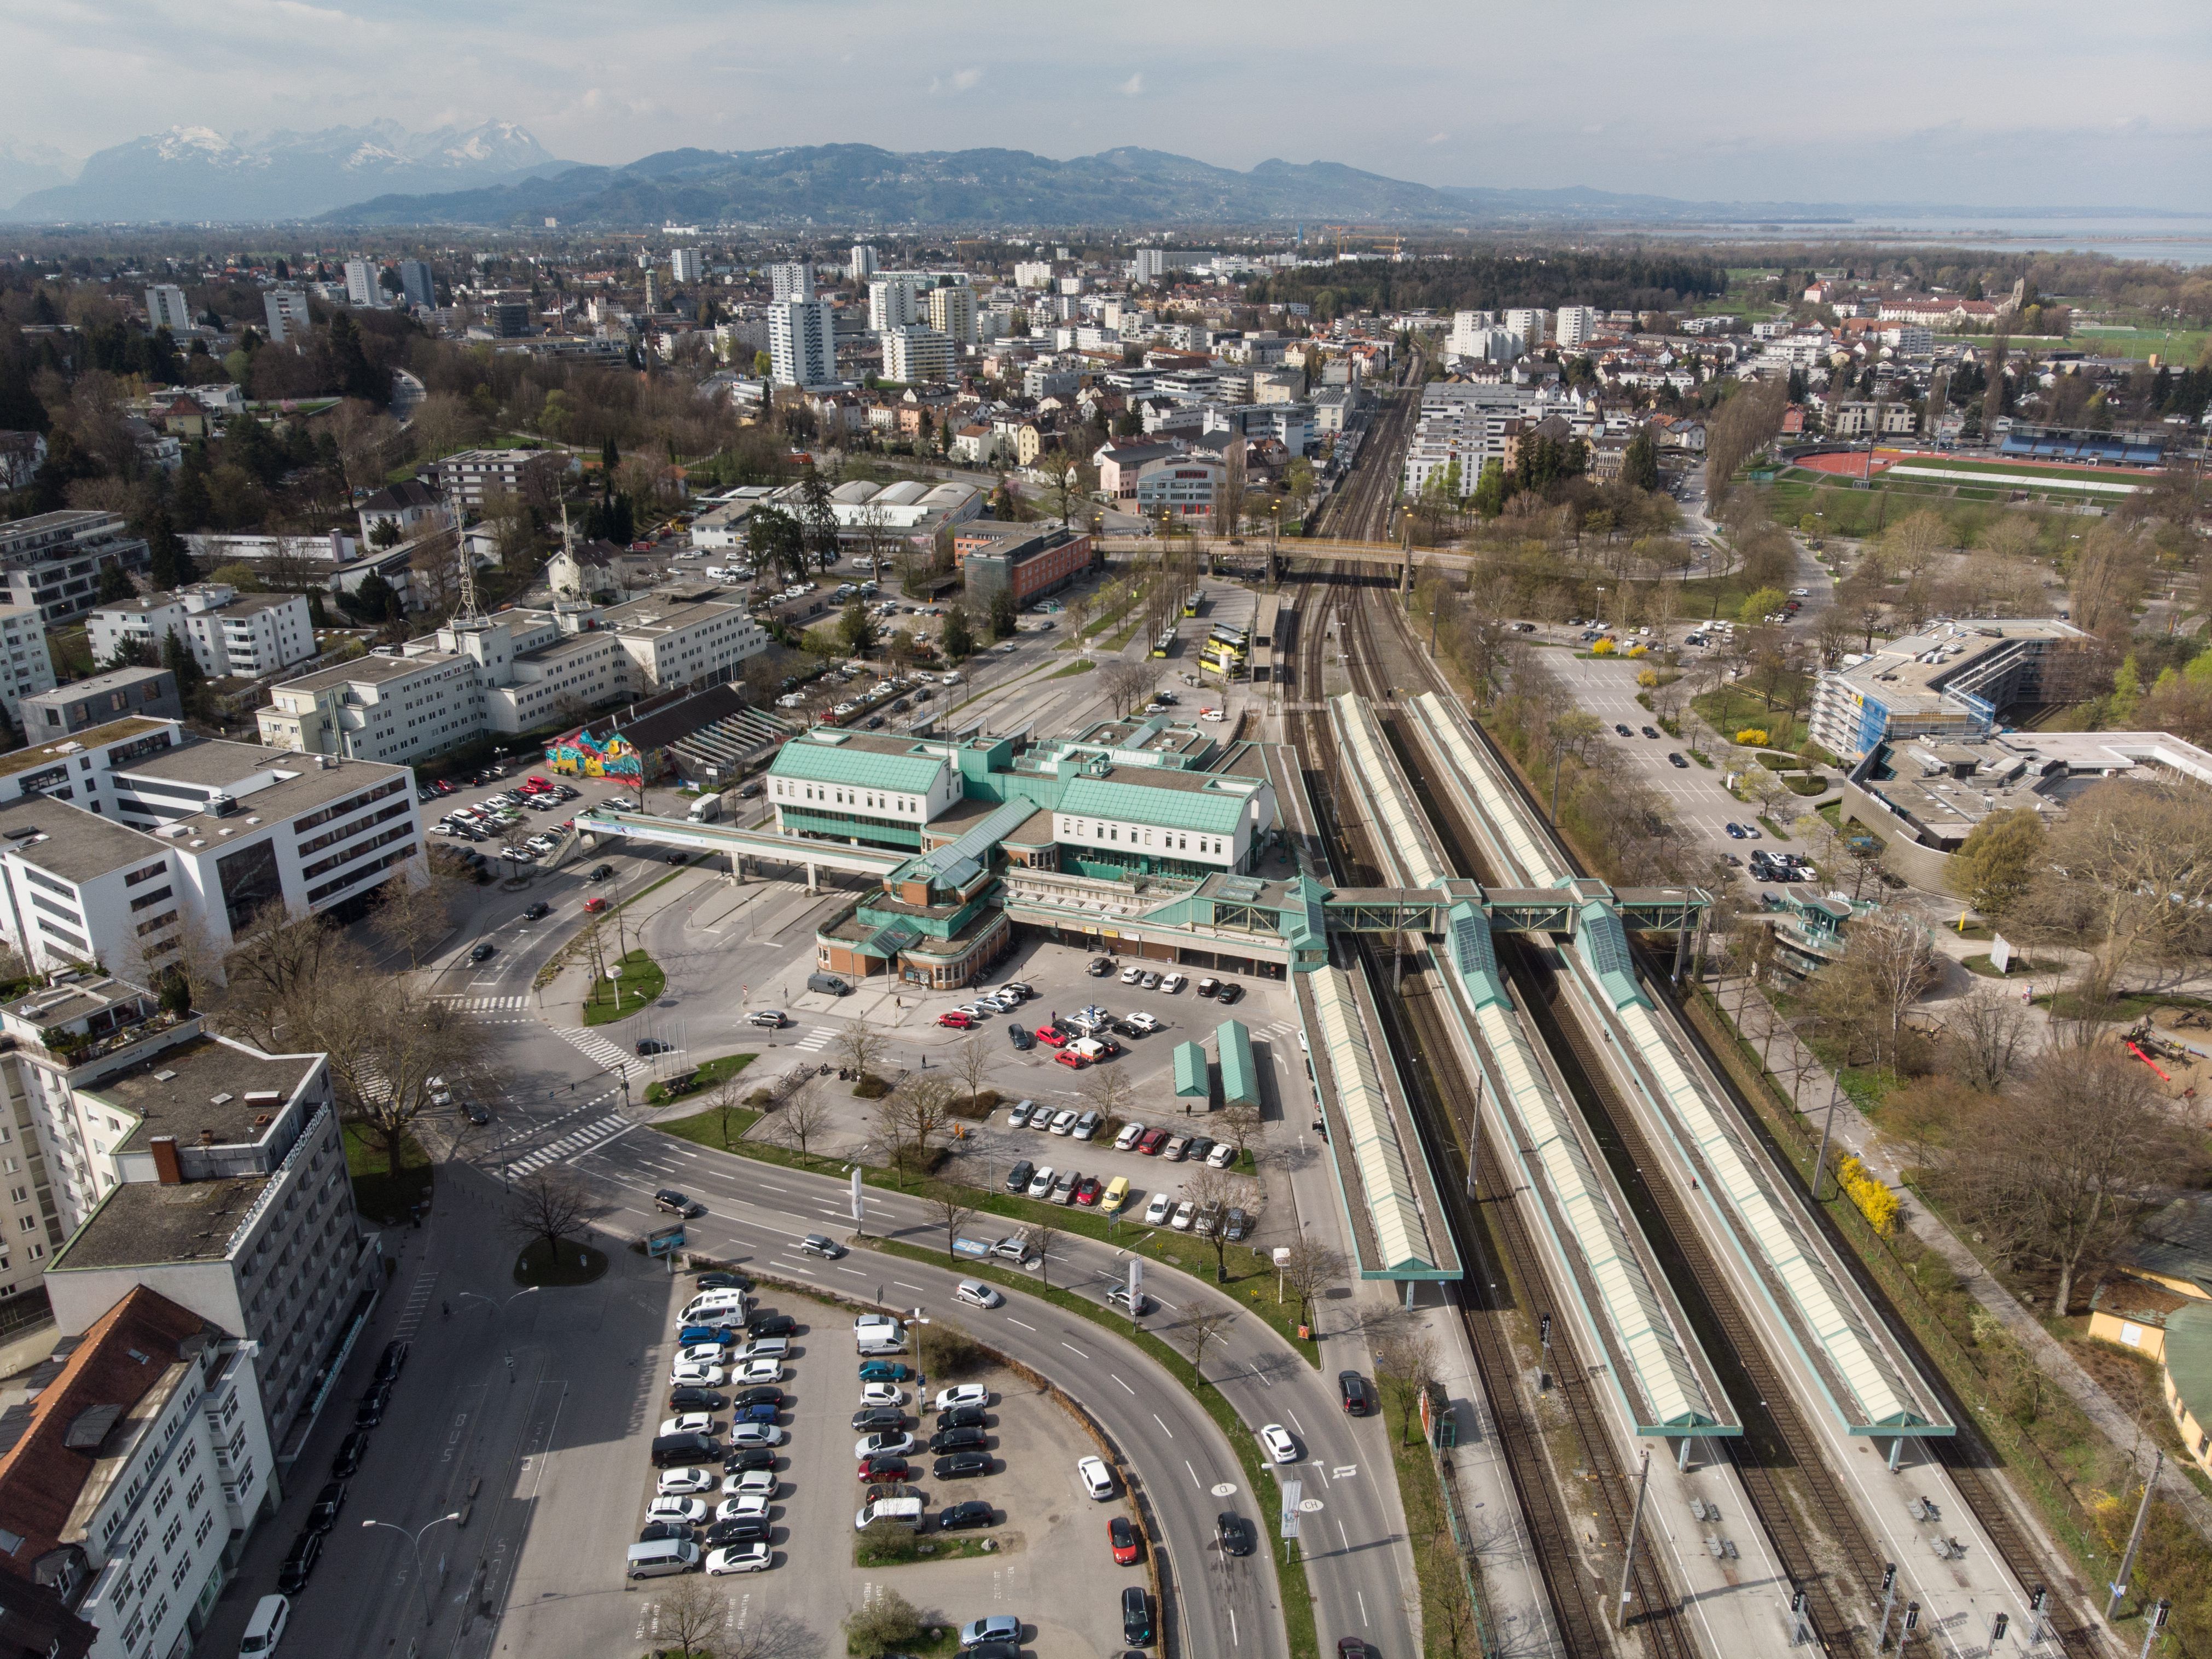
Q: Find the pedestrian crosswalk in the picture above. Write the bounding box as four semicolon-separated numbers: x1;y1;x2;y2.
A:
504;1112;635;1174
439;995;529;1012
1264;1019;1301;1043
793;1026;835;1053
558;1025;644;1074
392;1271;439;1341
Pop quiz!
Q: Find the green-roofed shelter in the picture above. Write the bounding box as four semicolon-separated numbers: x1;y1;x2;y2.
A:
1172;1041;1209;1103
1217;1019;1257;1108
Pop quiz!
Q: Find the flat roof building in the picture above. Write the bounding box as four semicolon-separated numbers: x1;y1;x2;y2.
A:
1810;618;2097;763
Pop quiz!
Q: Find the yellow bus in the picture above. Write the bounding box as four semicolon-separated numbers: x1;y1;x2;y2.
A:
1152;624;1177;658
1199;642;1241;678
1182;594;1199;618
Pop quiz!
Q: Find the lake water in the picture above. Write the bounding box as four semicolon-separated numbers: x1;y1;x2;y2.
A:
1702;215;2212;268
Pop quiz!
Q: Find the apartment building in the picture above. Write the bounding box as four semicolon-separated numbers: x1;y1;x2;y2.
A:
342;260;378;307
255;652;484;768
260;291;311;346
143;286;192;336
883;326;954;385
0;727;422;974
669;248;704;285
867;275;921;333
0;514;150;628
767;261;814;303
85;585;315;682
768;298;838;388
0;605;55;727
38;1021;373;1446
419;449;566;511
849;244;879;281
0;1286;274;1659
20;670;181;739
1400;382;1594;497
926;282;977;347
1555;305;1597;349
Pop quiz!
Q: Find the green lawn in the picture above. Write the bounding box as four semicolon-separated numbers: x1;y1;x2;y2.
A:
345;1123;432;1225
2070;323;2212;363
1048;658;1095;678
581;949;665;1025
1691;686;1810;752
659;1100;764;1150
645;1052;757;1105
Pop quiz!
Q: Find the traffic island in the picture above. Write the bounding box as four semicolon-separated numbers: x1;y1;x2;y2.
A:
581;949;665;1025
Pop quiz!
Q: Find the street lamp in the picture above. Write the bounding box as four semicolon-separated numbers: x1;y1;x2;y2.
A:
456;1286;541;1372
361;1512;463;1626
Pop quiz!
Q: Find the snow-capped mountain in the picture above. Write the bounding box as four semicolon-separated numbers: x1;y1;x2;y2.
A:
2;120;568;222
0;138;83;210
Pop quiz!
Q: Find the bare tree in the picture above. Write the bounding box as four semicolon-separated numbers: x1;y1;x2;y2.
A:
877;1074;956;1178
503;1167;602;1262
1941;984;2033;1093
922;1188;978;1263
1277;1238;1344;1335
1099;659;1160;718
369;868;457;968
768;1076;832;1156
835;1019;887;1085
321;983;471;1178
724;1609;821;1659
1182;1168;1257;1282
1084;1065;1135;1128
1375;1333;1441;1445
1021;1215;1063;1287
950;1035;994;1109
2018;778;2212;1003
1175;1307;1238;1382
1217;1102;1262;1163
651;1574;729;1659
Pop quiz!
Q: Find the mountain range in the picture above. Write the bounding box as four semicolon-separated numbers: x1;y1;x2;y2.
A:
2;120;571;221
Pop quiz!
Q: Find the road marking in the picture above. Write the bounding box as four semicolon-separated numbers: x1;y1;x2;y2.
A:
1061;1341;1089;1359
1245;1362;1271;1389
1185;1459;1201;1488
1006;1318;1036;1331
1111;1373;1135;1395
1286;1410;1307;1436
893;1281;924;1293
1333;1464;1358;1478
1357;1590;1368;1626
1152;1413;1174;1438
836;1267;866;1277
1339;1518;1351;1553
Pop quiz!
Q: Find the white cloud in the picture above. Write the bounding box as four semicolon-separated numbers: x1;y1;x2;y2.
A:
1120;72;1144;97
1424;131;1447;145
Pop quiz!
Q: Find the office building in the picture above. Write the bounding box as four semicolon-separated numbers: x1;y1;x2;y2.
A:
670;247;704;285
143;286;192;335
260;289;311;346
1132;248;1167;285
1554;305;1596;349
0;604;55;727
883;326;954;386
868;276;920;334
20;669;180;738
0;1284;275;1659
0;513;151;628
768;261;814;303
85;584;313;682
768;298;839;388
850;243;879;281
341;259;378;308
395;259;434;309
926;281;977;347
1809;618;2099;763
954;525;1098;611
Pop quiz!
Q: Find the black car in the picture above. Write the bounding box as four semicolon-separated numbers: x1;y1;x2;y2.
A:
637;1038;673;1057
667;851;689;865
1215;983;1244;1006
355;1384;391;1428
1667;751;1688;768
637;1519;695;1544
1088;956;1115;977
735;1385;786;1410
965;1645;1020;1659
469;942;497;964
375;1341;410;1383
276;1531;322;1594
748;1311;796;1338
704;1516;772;1547
1184;1137;1215;1164
937;1404;987;1432
522;901;550;920
1614;723;1633;737
933;1451;993;1479
1338;1371;1374;1416
305;1481;347;1533
330;1430;369;1477
723;1446;779;1474
940;1500;995;1532
1217;1512;1256;1556
1005;1159;1035;1195
1640;725;1661;739
465;1100;492;1126
1223;1208;1253;1242
694;1272;752;1292
852;1406;909;1432
1008;1023;1034;1050
589;863;616;881
1123;1585;1154;1646
669;1387;728;1411
654;1189;705;1217
930;1425;986;1454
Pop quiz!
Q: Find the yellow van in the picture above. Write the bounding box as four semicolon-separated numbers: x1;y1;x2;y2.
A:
1100;1176;1131;1215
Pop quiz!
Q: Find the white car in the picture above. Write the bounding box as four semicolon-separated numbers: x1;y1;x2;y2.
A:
657;1466;716;1496
646;1495;709;1525
1170;1199;1198;1231
659;1414;716;1438
722;1467;778;1499
1049;1109;1078;1136
953;1279;1003;1310
855;1432;917;1460
1205;1142;1236;1169
735;1359;783;1386
860;1383;907;1408
1077;1455;1116;1500
1160;973;1187;993
1115;1121;1147;1152
1259;1424;1298;1465
1143;1191;1175;1226
1026;1166;1056;1199
934;1384;989;1412
676;1342;730;1365
670;1361;727;1387
706;1543;774;1575
1119;965;1143;984
1123;1012;1163;1034
715;1494;772;1524
728;1423;786;1449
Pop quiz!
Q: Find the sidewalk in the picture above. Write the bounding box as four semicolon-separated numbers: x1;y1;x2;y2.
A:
1715;968;2212;1544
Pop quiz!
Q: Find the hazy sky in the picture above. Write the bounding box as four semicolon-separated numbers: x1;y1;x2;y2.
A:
5;0;2209;209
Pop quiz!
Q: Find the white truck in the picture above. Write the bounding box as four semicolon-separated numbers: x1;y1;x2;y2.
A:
688;794;723;823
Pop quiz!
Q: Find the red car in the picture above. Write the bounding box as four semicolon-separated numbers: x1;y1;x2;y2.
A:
856;1454;909;1481
1054;1050;1089;1070
1136;1128;1170;1156
583;896;609;914
1109;1515;1141;1565
938;1011;976;1029
1074;1175;1104;1206
1034;1025;1069;1047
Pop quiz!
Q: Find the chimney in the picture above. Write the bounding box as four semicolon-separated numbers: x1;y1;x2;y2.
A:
150;1136;182;1185
198;1129;217;1147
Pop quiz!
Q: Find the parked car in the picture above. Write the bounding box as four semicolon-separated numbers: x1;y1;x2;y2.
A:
1142;1191;1175;1226
1005;1159;1035;1194
934;1451;994;1480
1077;1455;1116;1500
306;1482;346;1533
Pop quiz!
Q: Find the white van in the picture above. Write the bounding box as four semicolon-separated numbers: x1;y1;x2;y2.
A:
855;1314;905;1354
626;1539;702;1579
239;1595;291;1656
855;1496;926;1532
681;1290;748;1324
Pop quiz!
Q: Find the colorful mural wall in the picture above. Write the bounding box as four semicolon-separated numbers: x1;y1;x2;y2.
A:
545;725;646;781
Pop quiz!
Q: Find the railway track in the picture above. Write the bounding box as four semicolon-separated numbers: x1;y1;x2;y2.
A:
1335;587;2097;1658
1313;355;1421;543
1284;561;1679;1659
